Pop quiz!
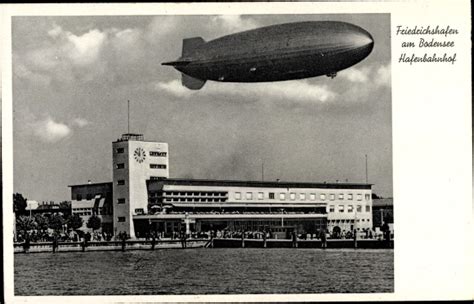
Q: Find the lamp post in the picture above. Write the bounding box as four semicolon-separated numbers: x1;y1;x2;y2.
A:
280;208;284;227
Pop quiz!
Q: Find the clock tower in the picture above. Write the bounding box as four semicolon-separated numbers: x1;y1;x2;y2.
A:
112;133;169;239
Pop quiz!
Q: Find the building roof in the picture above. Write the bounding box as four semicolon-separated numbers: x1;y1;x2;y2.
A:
71;196;105;209
372;198;393;207
68;182;113;188
147;178;372;190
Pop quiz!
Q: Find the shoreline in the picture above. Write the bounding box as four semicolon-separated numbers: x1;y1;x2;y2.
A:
14;238;393;254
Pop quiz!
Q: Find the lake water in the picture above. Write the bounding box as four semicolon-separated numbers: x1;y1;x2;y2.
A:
15;248;393;295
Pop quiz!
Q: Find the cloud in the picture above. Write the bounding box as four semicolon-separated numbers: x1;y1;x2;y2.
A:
210;15;259;33
156;79;337;105
374;63;391;87
26;116;90;143
16;24;109;85
339;63;391;88
32;117;72;143
66;29;106;66
72;117;90;127
339;66;370;83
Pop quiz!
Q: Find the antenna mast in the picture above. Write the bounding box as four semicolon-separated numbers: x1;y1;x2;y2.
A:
127;100;130;134
365;154;368;183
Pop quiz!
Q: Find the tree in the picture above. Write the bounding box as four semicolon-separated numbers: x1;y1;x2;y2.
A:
48;213;66;232
16;215;36;234
13;193;27;215
372;193;382;199
34;214;49;232
86;215;102;231
68;214;84;231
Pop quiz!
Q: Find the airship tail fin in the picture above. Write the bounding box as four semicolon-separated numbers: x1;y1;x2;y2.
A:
182;73;206;90
182;37;205;57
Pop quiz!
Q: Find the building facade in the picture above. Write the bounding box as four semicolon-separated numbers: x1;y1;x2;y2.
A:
68;133;373;239
137;179;372;238
112;133;169;238
69;182;113;232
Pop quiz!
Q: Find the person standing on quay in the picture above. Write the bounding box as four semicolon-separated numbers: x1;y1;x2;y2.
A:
320;229;327;249
52;233;59;253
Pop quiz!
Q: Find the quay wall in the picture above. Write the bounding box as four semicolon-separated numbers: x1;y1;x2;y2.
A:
211;238;394;249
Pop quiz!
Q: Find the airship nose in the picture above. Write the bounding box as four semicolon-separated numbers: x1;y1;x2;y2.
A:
350;29;374;51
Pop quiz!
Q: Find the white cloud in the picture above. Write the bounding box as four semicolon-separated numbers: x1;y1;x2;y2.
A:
211;15;259;33
374;63;391;87
32;117;72;143
65;29;106;66
72;117;90;127
155;80;193;99
47;24;63;38
339;63;391;88
339;67;370;83
156;79;337;105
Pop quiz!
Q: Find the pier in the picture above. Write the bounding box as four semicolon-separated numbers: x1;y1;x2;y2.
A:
14;237;393;253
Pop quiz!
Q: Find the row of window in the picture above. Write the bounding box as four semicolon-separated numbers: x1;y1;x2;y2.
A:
328;219;371;223
73;207;92;211
75;212;93;216
152;191;227;197
75;193;102;201
115;163;167;169
116;148;166;157
328;205;371;213
150;164;167;169
163;198;226;203
235;192;370;201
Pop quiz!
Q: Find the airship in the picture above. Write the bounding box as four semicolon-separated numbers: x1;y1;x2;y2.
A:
162;21;374;90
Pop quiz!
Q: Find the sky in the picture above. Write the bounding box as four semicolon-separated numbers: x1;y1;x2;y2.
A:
12;14;392;202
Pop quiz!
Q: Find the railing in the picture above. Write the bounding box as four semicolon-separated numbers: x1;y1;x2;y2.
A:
14;238;209;254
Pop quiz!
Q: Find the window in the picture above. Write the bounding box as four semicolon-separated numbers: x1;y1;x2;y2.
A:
246;192;253;200
117;198;125;204
150;164;167;169
117;217;126;222
348;193;353;200
269;192;275;199
338;193;344;200
366;205;371;212
149;151;167;157
77;194;82;201
357;194;363;201
86;194;93;200
330;194;335;201
290;193;296;200
310;193;316;200
135;208;144;215
338;205;345;212
258;192;264;200
279;193;286;200
116;148;124;154
348;205;354;212
117;180;125;186
365;194;371;201
299;193;306;200
320;194;326;200
357;205;362;212
116;163;125;169
329;205;335;212
235;192;241;200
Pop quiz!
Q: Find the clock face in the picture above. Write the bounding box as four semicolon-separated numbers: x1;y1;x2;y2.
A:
134;147;146;163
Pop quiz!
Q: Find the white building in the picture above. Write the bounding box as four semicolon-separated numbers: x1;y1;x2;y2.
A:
112;133;169;238
70;132;373;239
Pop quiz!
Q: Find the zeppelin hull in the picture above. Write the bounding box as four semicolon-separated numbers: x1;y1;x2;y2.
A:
163;21;374;89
